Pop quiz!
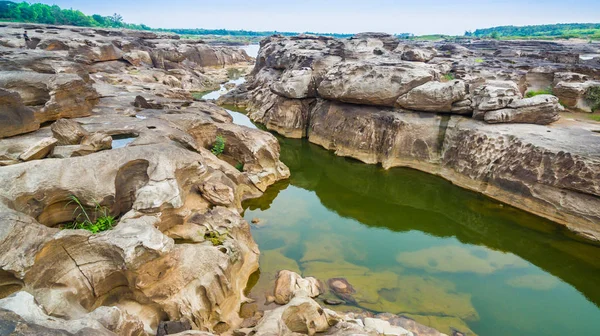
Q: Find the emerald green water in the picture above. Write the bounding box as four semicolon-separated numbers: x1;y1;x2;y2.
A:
242;136;600;336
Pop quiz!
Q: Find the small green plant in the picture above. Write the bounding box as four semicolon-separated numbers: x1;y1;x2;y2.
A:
474;58;484;63
66;196;115;234
490;31;500;39
204;231;227;246
441;73;455;81
585;86;600;111
235;162;244;172
211;135;225;156
525;87;553;98
588;114;600;122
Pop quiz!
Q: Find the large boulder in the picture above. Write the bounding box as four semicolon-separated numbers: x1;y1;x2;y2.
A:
0;88;38;139
483;94;562;124
317;61;436;107
70;43;124;64
553;81;599;112
270;68;315;99
51;118;90;145
250;296;331;336
396;80;469;113
0;71;99;124
472;80;522;119
273;270;321;305
400;46;437;62
123;50;153;67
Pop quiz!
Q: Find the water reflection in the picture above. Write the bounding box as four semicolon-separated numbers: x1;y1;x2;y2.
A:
243;137;600;336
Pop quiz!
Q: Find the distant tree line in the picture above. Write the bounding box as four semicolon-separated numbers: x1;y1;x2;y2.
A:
0;1;151;30
471;23;600;39
160;28;355;39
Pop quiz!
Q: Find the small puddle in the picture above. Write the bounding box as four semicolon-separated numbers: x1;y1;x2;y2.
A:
111;134;137;148
580;54;600;61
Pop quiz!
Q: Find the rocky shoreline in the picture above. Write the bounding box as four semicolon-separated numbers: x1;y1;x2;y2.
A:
0;23;458;336
219;34;600;242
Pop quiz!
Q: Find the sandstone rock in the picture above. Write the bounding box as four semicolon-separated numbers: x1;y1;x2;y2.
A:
317;61;436;107
157;320;192;336
396;80;468;113
123;50;153;67
327;278;355;295
0;291;144;335
81;132;113;151
324;299;344;306
472;80;521;119
553;81;598;112
483;94;562;124
38;38;69;51
274;270;321;305
401;47;437;62
71;43;124;64
251;296;330;336
134;95;164;109
0;88;38;139
0;308;73;336
325;320;378;336
199;173;236;206
49;144;90;158
375;314;446;336
364;318;413;336
51;118;90;145
553;72;588;85
19;137;57;161
0;71;99;124
271;68;315;98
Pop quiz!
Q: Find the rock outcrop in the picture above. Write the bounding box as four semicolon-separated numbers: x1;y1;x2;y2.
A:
0;23;287;336
220;34;600;241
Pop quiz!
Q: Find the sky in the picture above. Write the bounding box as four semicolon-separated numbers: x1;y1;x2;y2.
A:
33;0;600;35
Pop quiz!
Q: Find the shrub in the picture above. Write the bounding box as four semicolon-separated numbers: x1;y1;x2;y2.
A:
211;135;225;156
525;87;553;98
585;86;600;111
475;58;484;63
235;162;244;172
205;231;227;246
66;195;115;233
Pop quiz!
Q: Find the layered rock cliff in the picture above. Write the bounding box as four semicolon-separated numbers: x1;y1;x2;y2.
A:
220;34;600;241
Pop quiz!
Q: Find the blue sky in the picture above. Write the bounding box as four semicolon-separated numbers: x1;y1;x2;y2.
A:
34;0;600;35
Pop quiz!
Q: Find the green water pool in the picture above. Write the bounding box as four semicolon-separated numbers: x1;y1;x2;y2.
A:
242;136;600;336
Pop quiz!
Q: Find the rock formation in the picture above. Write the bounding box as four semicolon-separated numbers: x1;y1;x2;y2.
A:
0;22;288;336
220;34;600;241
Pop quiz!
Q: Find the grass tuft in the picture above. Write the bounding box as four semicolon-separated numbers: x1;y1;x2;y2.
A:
525;87;553;98
66;196;115;234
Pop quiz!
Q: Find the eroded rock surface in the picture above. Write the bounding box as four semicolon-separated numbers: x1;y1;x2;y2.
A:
0;23;288;336
220;34;600;241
